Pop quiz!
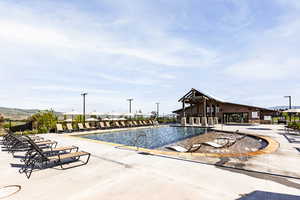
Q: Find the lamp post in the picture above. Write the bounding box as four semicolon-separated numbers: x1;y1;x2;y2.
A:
127;99;133;113
71;109;74;121
127;99;133;119
156;102;160;119
81;92;88;123
284;96;292;122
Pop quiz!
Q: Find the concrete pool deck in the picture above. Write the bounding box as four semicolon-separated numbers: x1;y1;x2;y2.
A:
1;124;300;199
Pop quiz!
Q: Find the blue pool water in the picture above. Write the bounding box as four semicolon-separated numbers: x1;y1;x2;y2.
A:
79;126;208;149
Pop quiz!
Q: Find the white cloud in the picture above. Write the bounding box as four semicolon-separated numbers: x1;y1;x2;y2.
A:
32;85;117;94
224;5;300;81
0;2;218;68
1;0;300;113
226;57;300;80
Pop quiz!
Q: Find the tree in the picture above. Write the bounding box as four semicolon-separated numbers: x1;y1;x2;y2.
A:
74;115;83;123
29;110;58;133
0;114;4;129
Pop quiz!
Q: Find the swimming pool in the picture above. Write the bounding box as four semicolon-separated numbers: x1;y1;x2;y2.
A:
78;126;208;149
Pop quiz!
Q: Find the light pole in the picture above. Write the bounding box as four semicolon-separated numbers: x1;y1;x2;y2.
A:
284;96;292;122
156;102;160;119
127;99;133;113
81;92;88;123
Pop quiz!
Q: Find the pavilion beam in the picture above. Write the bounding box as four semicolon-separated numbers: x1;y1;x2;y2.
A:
203;97;206;117
182;99;186;118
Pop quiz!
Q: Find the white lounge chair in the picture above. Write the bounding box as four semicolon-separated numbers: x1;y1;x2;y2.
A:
165;144;201;152
66;123;73;132
78;123;85;131
56;124;64;133
85;123;93;130
204;138;229;148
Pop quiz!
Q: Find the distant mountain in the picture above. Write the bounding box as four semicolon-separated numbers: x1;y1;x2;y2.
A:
0;107;62;120
269;106;300;110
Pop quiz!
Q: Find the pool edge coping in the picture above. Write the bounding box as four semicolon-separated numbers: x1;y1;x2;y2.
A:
64;128;279;158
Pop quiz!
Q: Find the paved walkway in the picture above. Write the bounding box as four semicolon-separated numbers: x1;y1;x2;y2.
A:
1;124;300;200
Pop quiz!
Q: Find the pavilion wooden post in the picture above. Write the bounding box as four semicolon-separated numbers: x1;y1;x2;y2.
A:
201;97;208;126
181;99;187;126
203;97;206;117
182;100;186;118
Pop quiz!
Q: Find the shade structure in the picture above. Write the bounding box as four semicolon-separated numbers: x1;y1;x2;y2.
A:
110;118;127;121
282;109;300;113
63;111;82;115
86;118;99;122
135;113;152;118
107;112;123;117
123;113;134;117
88;111;106;116
102;118;110;121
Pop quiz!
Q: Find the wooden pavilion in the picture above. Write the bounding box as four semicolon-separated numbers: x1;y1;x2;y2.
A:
173;88;276;125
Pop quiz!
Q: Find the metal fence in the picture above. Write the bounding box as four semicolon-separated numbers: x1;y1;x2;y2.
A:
10;122;32;132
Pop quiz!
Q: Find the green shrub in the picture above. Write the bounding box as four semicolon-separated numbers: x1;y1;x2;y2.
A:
0;114;4;128
3;123;10;129
29;110;58;133
157;117;177;124
288;122;300;130
74;115;83;123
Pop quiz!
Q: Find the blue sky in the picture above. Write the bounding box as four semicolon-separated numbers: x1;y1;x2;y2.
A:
1;0;300;114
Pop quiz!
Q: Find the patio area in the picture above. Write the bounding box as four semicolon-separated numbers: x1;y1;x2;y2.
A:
1;124;300;200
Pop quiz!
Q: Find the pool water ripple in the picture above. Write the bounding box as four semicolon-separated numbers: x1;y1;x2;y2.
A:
79;126;208;149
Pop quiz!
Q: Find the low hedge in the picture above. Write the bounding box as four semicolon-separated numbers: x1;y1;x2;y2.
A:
287;122;300;130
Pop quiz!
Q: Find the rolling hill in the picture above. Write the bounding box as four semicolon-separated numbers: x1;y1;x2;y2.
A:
0;107;61;120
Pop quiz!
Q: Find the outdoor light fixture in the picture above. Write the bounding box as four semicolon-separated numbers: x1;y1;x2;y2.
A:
156;102;160;118
284;95;292;122
81;92;88;123
127;98;133;113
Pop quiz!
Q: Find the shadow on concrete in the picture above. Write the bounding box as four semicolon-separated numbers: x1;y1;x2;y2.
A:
224;124;256;127
247;128;272;131
237;190;300;200
295;147;300;153
282;134;300;144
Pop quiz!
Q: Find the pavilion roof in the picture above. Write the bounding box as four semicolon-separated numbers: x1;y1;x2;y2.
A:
175;88;275;113
178;88;224;103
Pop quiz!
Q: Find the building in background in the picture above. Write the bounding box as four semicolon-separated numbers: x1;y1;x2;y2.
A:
173;88;277;125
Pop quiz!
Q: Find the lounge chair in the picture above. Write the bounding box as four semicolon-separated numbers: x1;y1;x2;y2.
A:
138;121;144;126
203;138;229;148
132;121;138;127
120;121;126;128
3;134;57;154
1;131;44;147
114;121;121;128
20;136;90;179
143;121;150;126
165;144;201;153
153;120;159;126
127;121;134;127
56;124;64;133
66;123;73;132
105;121;111;129
85;123;93;130
78;123;85;131
99;122;106;129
